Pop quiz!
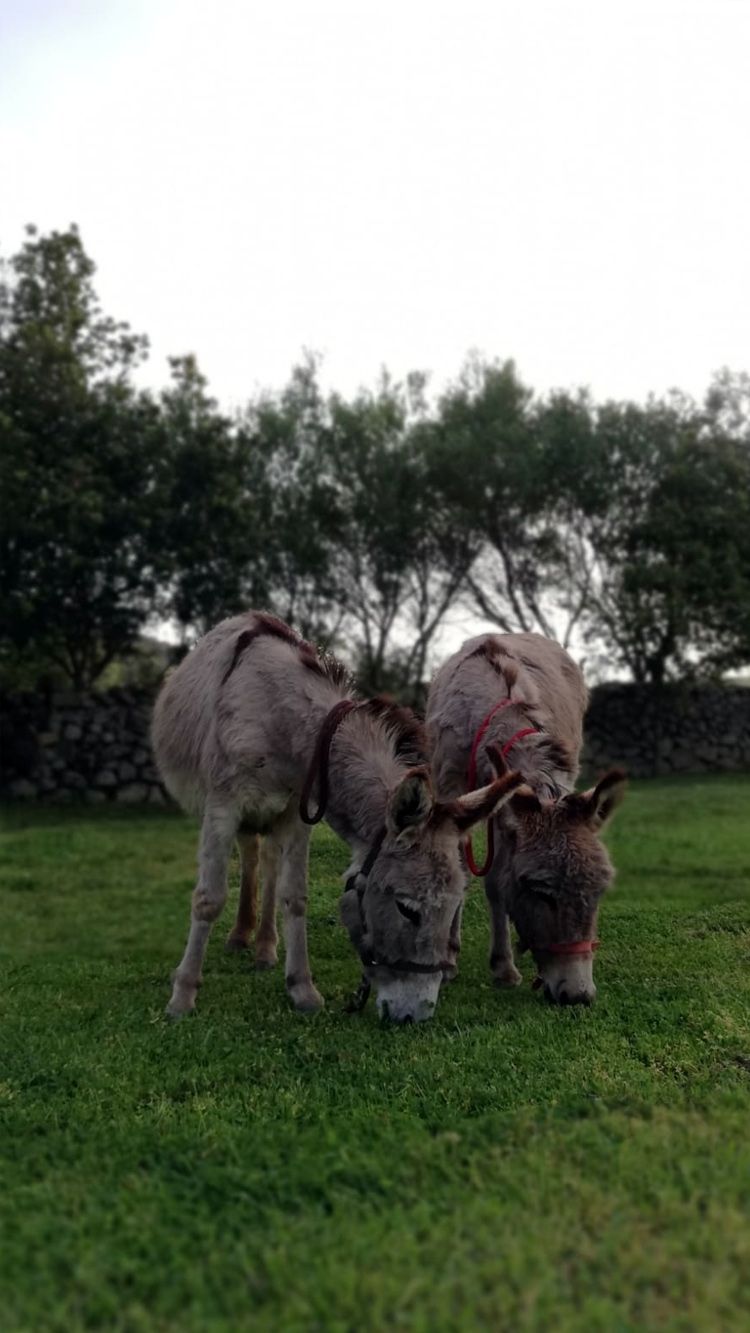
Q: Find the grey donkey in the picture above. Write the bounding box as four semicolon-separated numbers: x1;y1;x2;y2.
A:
151;613;525;1023
426;632;627;1005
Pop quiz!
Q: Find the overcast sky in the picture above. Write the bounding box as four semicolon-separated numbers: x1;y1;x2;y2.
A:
2;0;749;411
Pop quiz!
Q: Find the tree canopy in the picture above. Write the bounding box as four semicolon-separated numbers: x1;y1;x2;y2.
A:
2;225;749;693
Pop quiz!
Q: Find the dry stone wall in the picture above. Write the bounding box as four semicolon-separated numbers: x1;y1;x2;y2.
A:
582;682;750;779
2;681;749;802
0;689;167;804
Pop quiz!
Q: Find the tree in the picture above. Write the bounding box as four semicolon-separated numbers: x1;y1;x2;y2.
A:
154;355;267;641
242;357;342;644
0;226;160;688
429;358;589;641
322;371;474;697
576;396;750;683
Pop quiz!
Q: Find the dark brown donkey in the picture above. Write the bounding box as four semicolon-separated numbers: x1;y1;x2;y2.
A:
426;632;627;1005
152;612;524;1023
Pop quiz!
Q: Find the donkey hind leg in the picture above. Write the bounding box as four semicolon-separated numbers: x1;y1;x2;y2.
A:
254;836;279;970
167;805;237;1018
442;899;464;982
485;867;522;988
225;832;260;952
276;818;323;1013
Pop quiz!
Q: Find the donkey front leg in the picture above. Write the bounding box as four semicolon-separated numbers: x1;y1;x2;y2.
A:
276;819;323;1013
225;832;260;952
484;863;522;988
442;899;464;982
167;804;236;1017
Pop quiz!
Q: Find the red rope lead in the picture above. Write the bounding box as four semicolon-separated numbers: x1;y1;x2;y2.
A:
464;700;538;878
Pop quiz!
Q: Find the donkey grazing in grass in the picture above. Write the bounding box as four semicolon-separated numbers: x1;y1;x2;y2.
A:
152;612;524;1023
426;632;627;1006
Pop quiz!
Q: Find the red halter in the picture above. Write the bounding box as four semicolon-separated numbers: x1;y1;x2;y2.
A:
464;698;538;877
531;939;600;988
546;940;600;956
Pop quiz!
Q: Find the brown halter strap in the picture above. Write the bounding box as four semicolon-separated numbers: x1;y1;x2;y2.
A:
299;699;359;825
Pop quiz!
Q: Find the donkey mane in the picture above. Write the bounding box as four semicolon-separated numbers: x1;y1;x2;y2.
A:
221;611;350;691
360;695;429;764
298;643;352;691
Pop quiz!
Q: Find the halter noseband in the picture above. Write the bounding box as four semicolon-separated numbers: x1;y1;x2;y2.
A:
529;939;600;988
546;940;601;956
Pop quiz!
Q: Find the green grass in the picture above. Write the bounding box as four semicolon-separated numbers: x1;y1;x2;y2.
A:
2;775;750;1333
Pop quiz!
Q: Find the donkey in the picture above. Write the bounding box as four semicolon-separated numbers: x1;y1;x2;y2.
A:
151;612;525;1023
426;632;627;1005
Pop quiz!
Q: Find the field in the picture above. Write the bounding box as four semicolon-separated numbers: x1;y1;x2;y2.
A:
2;775;750;1332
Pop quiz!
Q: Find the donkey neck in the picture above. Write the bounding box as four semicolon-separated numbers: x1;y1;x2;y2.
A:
320;710;404;854
479;698;570;801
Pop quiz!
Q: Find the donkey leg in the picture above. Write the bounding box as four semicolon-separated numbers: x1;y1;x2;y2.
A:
255;836;279;970
167;804;236;1017
485;868;522;987
277;819;323;1013
225;832;260;952
442;899;464;982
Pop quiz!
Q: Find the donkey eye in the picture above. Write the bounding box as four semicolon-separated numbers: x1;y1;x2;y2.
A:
519;876;556;906
531;889;557;906
396;900;421;926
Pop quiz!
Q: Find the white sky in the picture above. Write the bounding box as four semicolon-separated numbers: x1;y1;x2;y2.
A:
2;0;749;411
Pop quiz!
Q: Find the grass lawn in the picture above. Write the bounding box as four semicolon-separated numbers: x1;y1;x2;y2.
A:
1;775;750;1332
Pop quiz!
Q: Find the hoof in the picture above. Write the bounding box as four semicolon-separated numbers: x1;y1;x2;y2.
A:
288;982;325;1014
225;932;252;953
492;962;523;988
255;946;278;970
167;974;199;1017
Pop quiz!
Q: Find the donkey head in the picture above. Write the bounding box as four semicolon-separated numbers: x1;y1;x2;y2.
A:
340;765;525;1023
489;746;627;1006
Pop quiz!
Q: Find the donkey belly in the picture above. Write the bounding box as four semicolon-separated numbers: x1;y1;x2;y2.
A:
237;782;292;834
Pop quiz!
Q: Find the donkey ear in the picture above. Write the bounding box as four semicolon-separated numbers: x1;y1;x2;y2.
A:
386;767;434;840
486;743;541;822
486;741;510;777
435;770;526;835
573;768;628;828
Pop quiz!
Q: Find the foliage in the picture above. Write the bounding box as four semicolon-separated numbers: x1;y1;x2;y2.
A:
576;395;750;683
1;226;749;692
153;355;266;639
242;357;342;643
0;226;160;687
1;777;750;1331
323;371;473;696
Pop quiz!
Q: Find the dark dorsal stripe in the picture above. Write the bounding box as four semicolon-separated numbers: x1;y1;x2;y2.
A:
466;638;520;691
221;612;349;689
